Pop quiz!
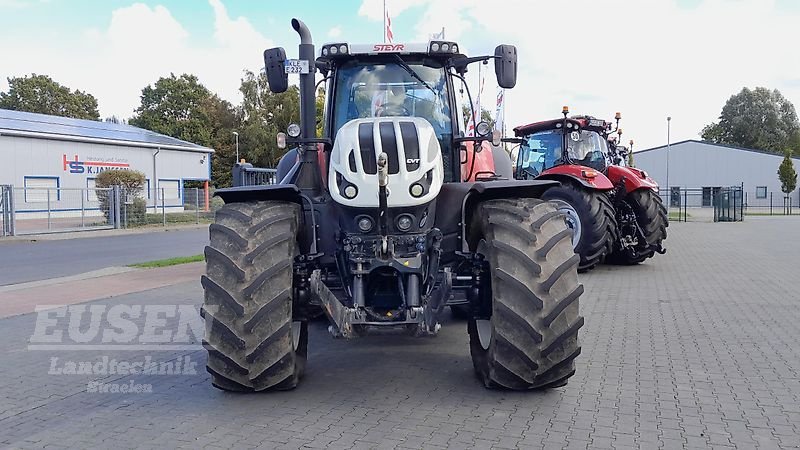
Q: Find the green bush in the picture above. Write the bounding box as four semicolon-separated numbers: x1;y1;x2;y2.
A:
125;197;148;225
94;169;146;221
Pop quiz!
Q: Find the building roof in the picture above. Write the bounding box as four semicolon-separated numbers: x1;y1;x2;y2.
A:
636;139;799;160
0;109;213;153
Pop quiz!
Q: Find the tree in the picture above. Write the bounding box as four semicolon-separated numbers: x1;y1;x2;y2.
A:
130;74;216;146
701;87;800;155
238;70;301;169
778;150;797;195
129;73;239;188
0;74;99;120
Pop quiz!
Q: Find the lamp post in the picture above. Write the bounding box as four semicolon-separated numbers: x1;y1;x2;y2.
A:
666;116;671;198
232;131;239;163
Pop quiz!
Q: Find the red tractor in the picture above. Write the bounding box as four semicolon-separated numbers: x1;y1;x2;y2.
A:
513;109;667;269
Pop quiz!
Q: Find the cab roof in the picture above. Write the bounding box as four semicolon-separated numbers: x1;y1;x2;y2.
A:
513;116;610;136
318;41;463;59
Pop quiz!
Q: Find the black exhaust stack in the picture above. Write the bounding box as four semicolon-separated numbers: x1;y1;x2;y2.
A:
292;19;316;144
283;18;322;197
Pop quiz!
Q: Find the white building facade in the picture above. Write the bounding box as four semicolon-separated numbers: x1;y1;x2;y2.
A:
0;109;214;216
634;140;799;208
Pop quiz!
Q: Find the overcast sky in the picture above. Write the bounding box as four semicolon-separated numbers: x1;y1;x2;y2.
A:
2;0;798;150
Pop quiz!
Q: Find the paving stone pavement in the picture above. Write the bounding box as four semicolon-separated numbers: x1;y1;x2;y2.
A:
1;217;799;449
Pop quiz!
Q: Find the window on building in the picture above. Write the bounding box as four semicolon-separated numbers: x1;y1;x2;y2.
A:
756;186;767;199
24;177;59;203
158;179;181;201
86;178;98;202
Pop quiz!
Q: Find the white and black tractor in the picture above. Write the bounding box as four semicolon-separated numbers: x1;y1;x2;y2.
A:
201;18;585;392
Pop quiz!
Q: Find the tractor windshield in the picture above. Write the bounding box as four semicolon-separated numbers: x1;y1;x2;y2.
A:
332;60;453;147
516;129;563;178
566;130;608;171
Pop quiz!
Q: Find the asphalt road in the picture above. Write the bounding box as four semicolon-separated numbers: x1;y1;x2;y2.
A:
0;227;209;286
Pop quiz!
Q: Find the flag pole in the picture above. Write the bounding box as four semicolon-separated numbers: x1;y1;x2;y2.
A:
383;0;387;43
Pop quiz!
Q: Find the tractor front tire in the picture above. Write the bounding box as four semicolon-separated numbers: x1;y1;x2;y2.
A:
609;188;668;265
468;199;584;390
201;201;308;392
542;183;616;272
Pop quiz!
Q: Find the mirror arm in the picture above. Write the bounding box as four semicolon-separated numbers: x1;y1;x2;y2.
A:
449;55;495;72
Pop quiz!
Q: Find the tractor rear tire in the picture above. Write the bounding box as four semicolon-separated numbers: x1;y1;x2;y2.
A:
201;201;307;392
608;188;668;265
542;183;616;272
467;199;584;390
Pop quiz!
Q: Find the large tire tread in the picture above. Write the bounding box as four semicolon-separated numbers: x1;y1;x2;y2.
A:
202;201;307;392
608;189;668;264
468;198;584;390
542;184;617;272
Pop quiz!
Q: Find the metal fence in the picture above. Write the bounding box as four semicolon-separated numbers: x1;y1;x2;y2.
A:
9;186;115;234
119;187;221;228
657;186;744;222
232;163;278;187
0;184;225;236
743;191;797;215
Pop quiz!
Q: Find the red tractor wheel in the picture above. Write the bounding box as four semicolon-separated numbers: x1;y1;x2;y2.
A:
542;183;617;272
608;188;668;265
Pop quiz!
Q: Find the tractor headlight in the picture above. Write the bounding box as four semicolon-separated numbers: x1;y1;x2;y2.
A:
357;216;373;233
451;44;458;53
344;185;358;199
396;214;414;232
339;44;348;54
322;47;328;56
431;42;440;52
476;121;491;137
330;45;338;54
287;123;301;138
410;183;424;198
441;43;450;52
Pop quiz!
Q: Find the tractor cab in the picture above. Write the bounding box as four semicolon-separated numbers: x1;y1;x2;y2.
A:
513;111;613;180
269;39;518;187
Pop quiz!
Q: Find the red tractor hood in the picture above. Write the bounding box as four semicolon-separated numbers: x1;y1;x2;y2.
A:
606;165;659;193
540;165;614;190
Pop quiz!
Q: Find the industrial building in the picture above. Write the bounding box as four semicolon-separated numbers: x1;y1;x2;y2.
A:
0;109;214;216
634;140;799;209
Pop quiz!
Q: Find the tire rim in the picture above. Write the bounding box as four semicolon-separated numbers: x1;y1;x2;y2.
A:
292;321;302;351
550;199;581;249
476;239;492;350
476;319;492;350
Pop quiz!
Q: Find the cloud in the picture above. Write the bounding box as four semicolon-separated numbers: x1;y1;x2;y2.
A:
1;1;274;119
360;0;800;150
328;26;342;38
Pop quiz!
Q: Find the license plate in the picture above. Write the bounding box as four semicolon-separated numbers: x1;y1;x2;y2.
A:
284;59;309;74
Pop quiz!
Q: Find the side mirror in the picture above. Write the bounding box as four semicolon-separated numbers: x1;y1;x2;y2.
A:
264;47;288;93
494;44;517;89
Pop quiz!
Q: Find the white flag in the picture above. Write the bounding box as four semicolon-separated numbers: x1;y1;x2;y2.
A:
494;88;504;134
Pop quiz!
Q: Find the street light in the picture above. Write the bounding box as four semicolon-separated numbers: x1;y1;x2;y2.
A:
666;116;671;200
232;131;239;163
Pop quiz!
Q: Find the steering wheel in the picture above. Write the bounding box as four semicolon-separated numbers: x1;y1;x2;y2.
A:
375;103;410;117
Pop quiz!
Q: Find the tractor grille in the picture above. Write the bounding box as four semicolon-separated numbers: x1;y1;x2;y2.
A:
357;121;421;175
358;123;377;174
